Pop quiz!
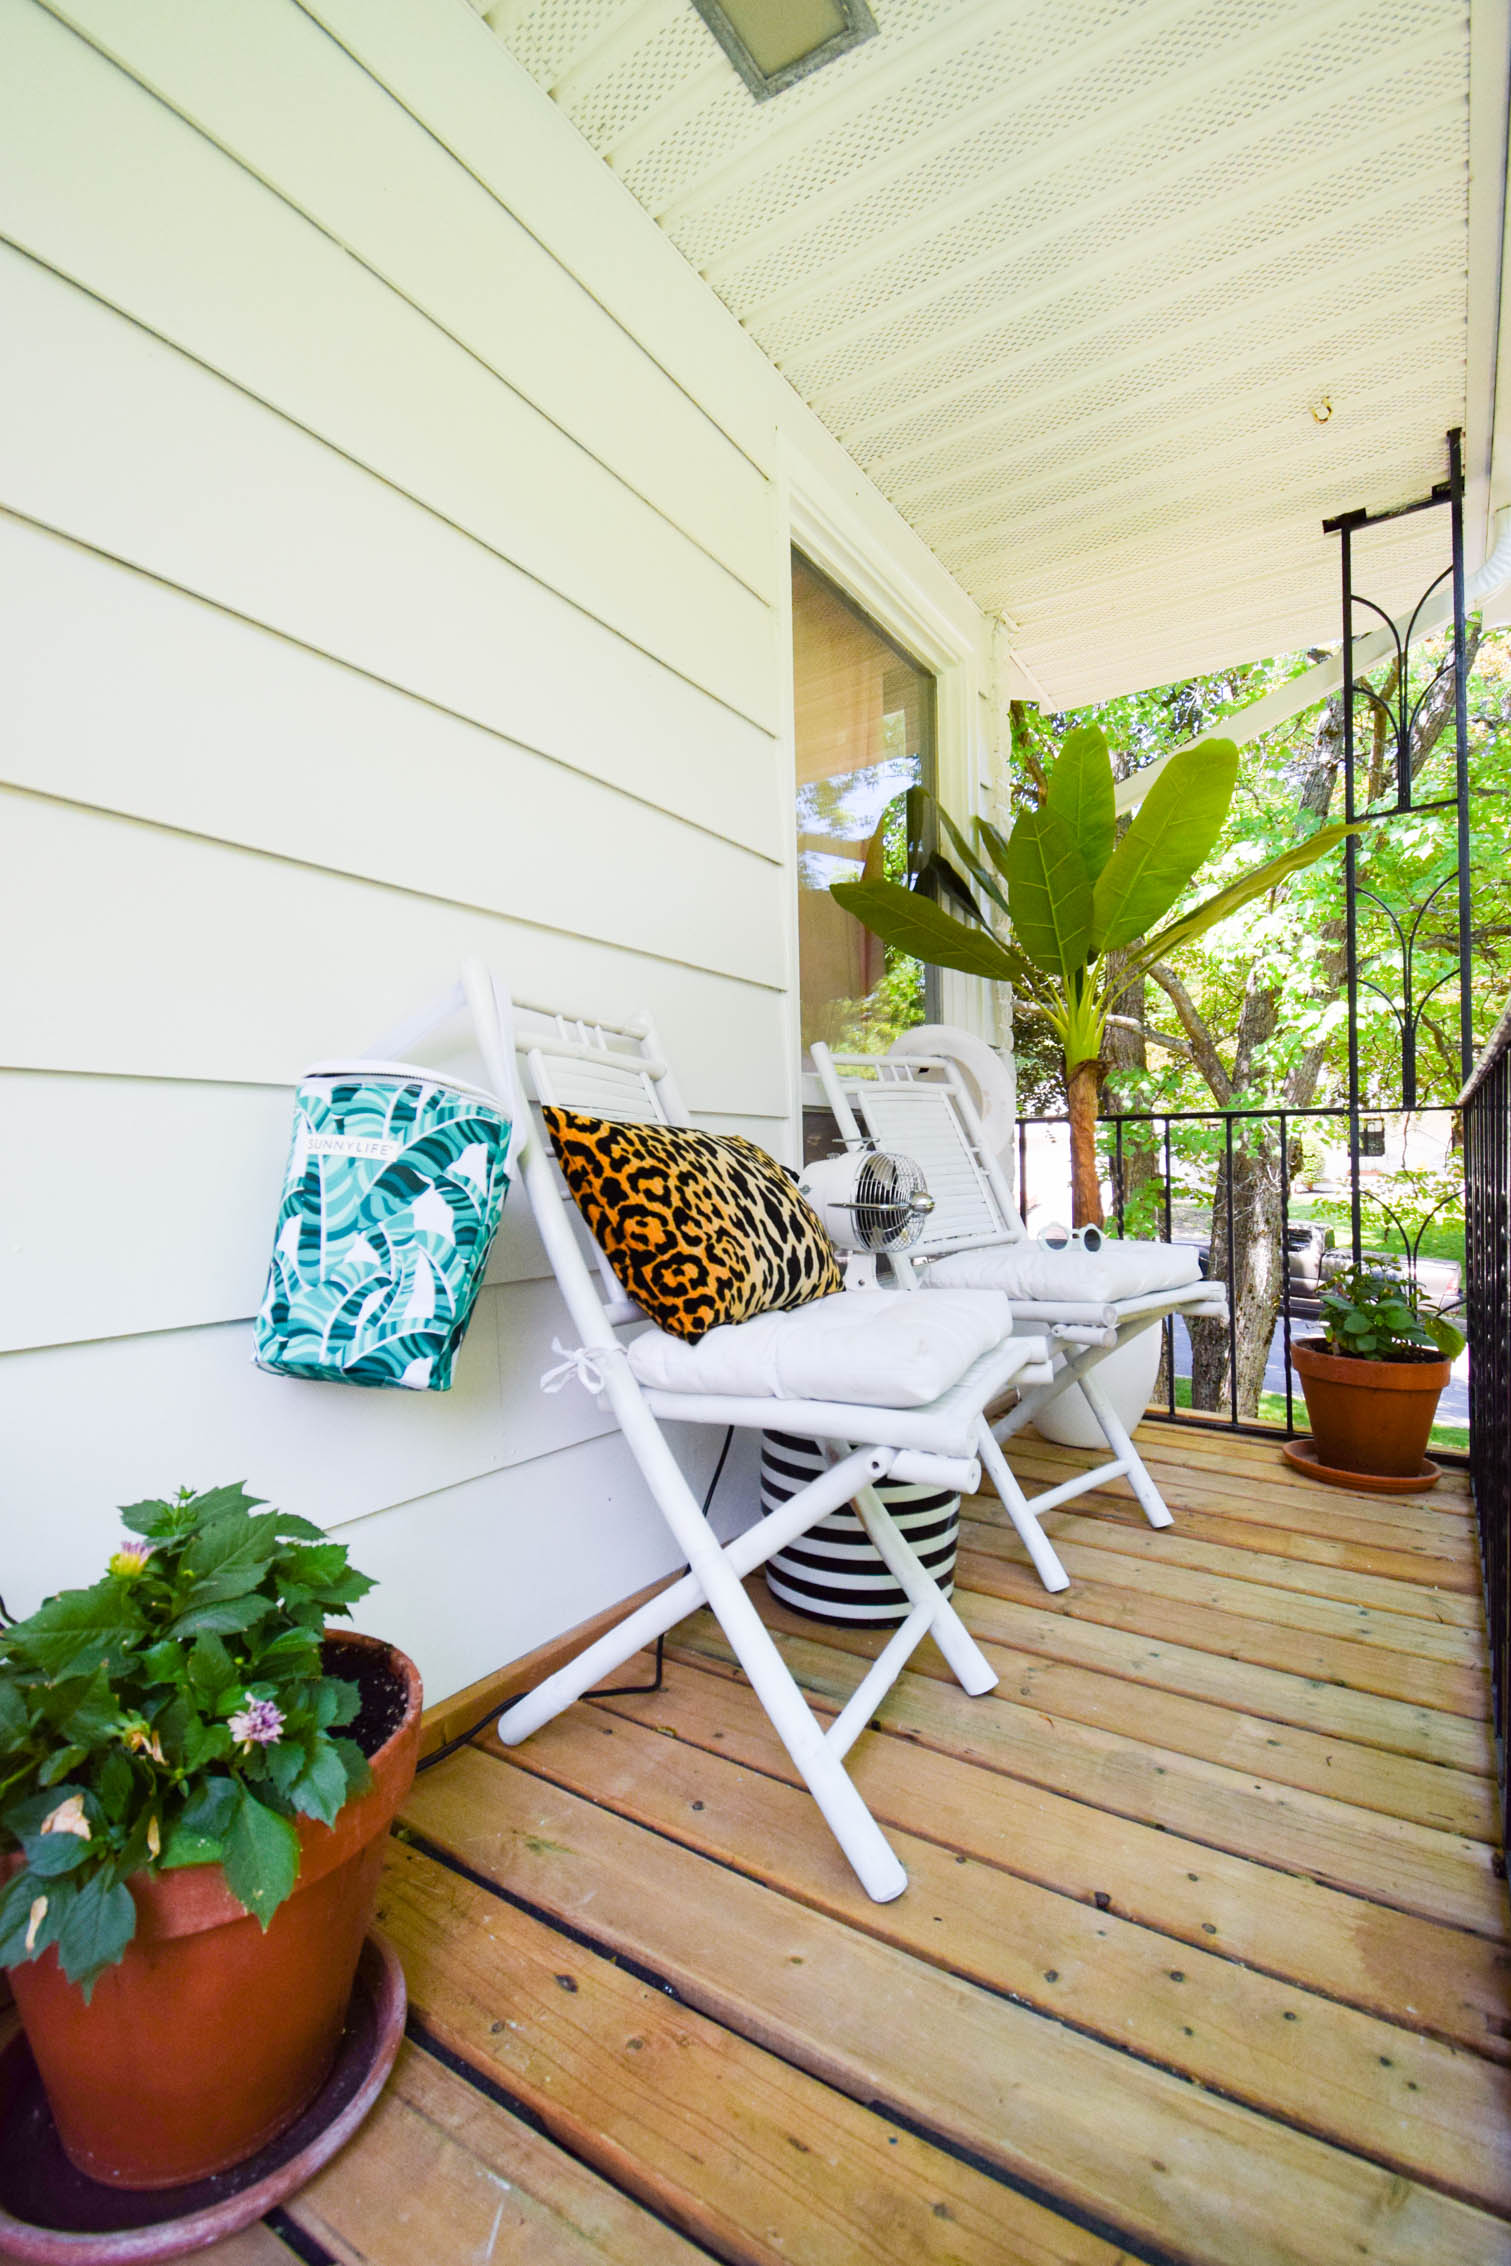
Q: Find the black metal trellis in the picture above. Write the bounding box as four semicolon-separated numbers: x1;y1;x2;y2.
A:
1462;1001;1511;1841
1324;427;1476;1261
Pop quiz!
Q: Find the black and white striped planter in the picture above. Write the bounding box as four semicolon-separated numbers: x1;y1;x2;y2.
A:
759;1430;960;1627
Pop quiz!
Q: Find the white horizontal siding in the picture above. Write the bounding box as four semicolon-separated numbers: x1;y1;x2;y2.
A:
3;0;775;645
0;251;781;858
0;1071;784;1355
35;0;775;531
0;519;783;987
0;0;801;1703
0;794;790;1102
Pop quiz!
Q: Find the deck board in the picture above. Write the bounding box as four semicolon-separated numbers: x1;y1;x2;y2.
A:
585;1660;1511;2061
223;1423;1508;2266
402;1754;1511;2264
679;1613;1504;1912
476;1713;1511;2204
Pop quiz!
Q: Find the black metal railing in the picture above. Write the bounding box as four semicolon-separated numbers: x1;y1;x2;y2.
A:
1462;1003;1511;1832
1015;1101;1467;1452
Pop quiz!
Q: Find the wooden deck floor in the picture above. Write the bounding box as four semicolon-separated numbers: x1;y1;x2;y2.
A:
214;1428;1508;2266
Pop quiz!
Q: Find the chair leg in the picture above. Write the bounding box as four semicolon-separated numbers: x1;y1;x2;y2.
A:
709;1567;909;1902
850;1480;998;1696
974;1423;1071;1593
504;1449;910;1904
1079;1369;1174;1529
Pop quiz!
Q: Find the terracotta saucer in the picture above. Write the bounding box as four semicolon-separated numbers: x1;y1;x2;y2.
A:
0;1931;404;2264
1281;1437;1441;1495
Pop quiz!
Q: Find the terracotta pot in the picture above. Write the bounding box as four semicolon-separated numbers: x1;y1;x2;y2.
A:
1290;1337;1450;1479
5;1631;421;2190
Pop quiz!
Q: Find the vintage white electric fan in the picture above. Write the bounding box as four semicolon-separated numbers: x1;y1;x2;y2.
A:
798;1150;935;1284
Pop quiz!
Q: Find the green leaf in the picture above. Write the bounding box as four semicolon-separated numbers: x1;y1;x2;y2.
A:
1130;821;1360;972
38;1745;88;1788
0;1682;27;1742
255;1629;322;1676
830;879;1025;983
20;1823;94;1878
315;1679;360;1732
118;1498;179;1540
55;1869;137;1995
181;1510;280;1606
159;1828;224;1870
332;1738;373;1802
187;1633;237;1709
137;1642;186;1689
11;1585;139;1680
1091;738;1239;952
265;1739;306;1800
1002;806;1093;981
222;1788;301;1928
56;1663;119;1746
1423;1314;1466;1360
190;1483;266;1517
269;1514;325;1542
931;800;1009;915
178;1777;240;1842
289;1741;349;1828
97;1749;133;1824
917;852;984;924
168;1595;274;1643
1044;725;1117;884
0;1868;46;1964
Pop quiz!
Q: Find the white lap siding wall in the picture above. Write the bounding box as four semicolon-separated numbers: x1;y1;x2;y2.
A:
0;0;990;1701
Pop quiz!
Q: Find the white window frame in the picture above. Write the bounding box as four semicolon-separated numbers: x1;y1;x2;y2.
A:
775;449;997;1159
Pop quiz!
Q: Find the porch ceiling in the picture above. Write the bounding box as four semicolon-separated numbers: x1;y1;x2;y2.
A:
480;0;1494;705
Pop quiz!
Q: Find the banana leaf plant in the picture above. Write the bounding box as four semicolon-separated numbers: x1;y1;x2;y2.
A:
832;725;1359;1227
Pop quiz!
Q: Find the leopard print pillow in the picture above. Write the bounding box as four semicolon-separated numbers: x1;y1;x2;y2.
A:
543;1110;843;1342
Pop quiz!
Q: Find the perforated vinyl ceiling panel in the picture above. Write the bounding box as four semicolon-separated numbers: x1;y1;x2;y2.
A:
486;0;1471;702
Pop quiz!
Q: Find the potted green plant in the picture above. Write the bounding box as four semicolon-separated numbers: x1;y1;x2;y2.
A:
0;1483;421;2190
1289;1264;1465;1489
832;726;1357;1227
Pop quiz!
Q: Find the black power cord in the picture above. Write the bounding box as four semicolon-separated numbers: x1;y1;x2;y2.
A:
417;1425;736;1775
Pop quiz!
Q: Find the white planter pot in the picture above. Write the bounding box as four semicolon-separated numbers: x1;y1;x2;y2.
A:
1030;1327;1163;1450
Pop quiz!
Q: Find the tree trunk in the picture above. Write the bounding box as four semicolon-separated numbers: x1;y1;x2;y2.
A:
1067;1059;1104;1228
1188;1126;1285;1416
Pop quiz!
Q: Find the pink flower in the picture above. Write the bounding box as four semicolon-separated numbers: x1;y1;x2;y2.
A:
108;1541;153;1580
228;1697;285;1751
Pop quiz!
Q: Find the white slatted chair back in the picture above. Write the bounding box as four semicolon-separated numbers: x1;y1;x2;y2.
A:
513;1002;689;1324
814;1048;1026;1257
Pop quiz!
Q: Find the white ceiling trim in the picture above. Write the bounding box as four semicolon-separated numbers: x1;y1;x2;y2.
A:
493;0;1479;704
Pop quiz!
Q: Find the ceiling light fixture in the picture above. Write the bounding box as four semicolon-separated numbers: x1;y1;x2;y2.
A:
690;0;878;101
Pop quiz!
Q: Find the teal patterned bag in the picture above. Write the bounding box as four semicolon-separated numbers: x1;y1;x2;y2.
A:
254;1063;513;1391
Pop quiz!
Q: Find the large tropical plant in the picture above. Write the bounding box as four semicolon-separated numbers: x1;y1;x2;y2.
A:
832;726;1358;1226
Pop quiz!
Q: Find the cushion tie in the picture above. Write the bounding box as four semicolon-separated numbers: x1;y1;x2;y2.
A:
540;1338;624;1396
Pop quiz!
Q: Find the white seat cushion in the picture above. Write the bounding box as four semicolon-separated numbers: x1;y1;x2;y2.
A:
626;1287;1013;1408
924;1238;1202;1303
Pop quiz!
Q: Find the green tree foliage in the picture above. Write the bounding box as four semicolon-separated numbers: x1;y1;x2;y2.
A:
1051;630;1511;1123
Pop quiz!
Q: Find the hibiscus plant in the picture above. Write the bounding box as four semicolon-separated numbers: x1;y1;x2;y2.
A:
0;1483;375;1995
833;726;1358;1225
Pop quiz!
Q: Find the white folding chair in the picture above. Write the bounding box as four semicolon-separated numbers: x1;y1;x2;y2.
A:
493;993;1055;1902
811;1041;1229;1594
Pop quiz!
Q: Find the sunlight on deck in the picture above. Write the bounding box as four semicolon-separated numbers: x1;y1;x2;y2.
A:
208;1430;1509;2266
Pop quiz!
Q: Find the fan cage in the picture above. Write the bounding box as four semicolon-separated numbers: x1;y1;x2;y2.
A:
851;1149;931;1252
